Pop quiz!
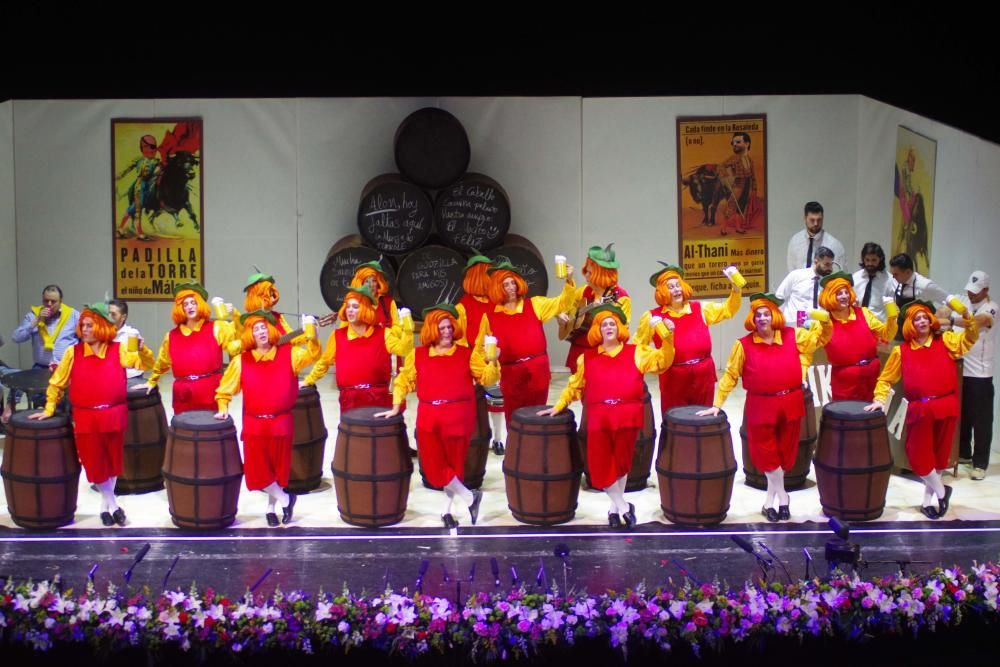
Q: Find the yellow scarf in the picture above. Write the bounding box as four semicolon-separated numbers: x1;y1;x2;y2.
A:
32;304;73;351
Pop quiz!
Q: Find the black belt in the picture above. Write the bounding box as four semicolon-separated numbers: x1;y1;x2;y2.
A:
749;387;800;397
249;410;291;419
833;357;878;368
77;403;121;410
675;356;707;366
587;398;642;406
341;383;389;391
917;391;955;403
501;353;543;367
178;370;221;381
420;398;471;406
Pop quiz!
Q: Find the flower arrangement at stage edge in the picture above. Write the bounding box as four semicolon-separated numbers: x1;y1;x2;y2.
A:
1;563;999;661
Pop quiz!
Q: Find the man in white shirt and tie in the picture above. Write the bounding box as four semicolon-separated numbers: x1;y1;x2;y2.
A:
775;246;836;325
786;202;847;274
852;242;891;320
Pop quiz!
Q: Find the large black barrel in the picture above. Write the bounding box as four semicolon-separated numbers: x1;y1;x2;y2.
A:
357;175;434;256
319;235;398;312
393;107;470;189
434;173;511;252
396;245;466;320
486;234;549;297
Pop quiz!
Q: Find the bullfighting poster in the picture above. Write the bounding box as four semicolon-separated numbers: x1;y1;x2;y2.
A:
112;118;203;301
892;126;936;276
677;115;767;297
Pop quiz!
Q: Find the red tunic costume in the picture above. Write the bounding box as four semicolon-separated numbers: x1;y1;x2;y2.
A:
740;327;805;473
68;342;128;484
827;306;882;401
334;325;392;411
487;299;550;423
652;301;716;414
414;345;476;489
459;294;491;348
564;285;629;374
582;344;645;489
169;321;223;414
240;344;298;491
899;337;960;476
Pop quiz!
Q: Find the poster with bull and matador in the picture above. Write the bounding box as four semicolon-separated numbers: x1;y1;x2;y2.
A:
892;125;935;277
677;115;767;298
112;118;204;301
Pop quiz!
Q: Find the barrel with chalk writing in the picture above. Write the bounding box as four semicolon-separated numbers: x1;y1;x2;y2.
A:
434;173;511;253
396;245;466;321
486;234;549;298
319;235;398;312
357;175;434;256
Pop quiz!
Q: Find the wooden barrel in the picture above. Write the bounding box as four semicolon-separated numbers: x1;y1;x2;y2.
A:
420;385;492;490
740;387;817;489
116;378;168;494
288;385;328;493
657;406;737;526
396;245;466;320
434;173;511;253
578;389;656;491
1;411;79;529
162;411;243;530
815;400;893;521
332;407;413;527
319;235;398;312
357;174;434;255
393;107;470;189
503;406;582;526
486;234;549;297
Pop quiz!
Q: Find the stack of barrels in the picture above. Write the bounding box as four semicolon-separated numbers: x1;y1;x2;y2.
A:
319;107;549;319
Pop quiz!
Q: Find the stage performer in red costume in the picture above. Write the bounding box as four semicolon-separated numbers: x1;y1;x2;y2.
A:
540;305;675;529
30;303;149;526
214;311;320;526
818;271;898;401
477;260;577;424
376;304;500;529
302;286;412;411
866;300;978;519
634;263;741;416
698;293;831;522
140;282;237;414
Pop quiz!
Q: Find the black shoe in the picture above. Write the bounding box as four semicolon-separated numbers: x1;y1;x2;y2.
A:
492;440;505;455
100;511;114;527
778;505;790;521
266;512;280;527
920;505;940;520
112;508;126;526
468;490;483;526
442;513;458;529
623;503;637;529
607;512;622;528
281;494;297;525
761;506;779;523
938;485;953;517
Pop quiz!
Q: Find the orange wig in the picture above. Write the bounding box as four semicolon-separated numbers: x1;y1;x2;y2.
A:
337;290;378;327
583;258;619;290
351;266;389;299
76;309;117;343
744;298;786;332
488;269;528;305
239;315;281;352
819;278;857;313
171;290;211;326
585;311;630;347
901;304;940;342
421;309;465;347
244;280;280;313
463;262;492;298
654;270;694;308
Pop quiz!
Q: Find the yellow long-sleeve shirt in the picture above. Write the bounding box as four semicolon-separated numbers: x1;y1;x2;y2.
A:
552;322;675;413
43;342;145;415
336;300;400;330
633;286;742;346
302;322;413;386
392;344;500;406
829;303;899;342
148;319;238;387
713;320;833;408
475;279;579;349
872;315;979;404
215;338;321;413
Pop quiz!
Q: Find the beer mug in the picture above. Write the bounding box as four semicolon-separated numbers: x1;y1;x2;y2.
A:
126;334;139;352
302;315;317;340
554;255;568;279
883;296;899;318
398;307;412;325
484;335;498;362
810;308;830;323
946;294;967;316
211;297;228;321
723;265;747;288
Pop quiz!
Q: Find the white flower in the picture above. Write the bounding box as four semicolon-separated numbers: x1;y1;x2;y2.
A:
162;622;181;639
262;622;274;635
13;594;30;613
158;609;180;625
669;600;686;620
206;604;225;621
316;601;333;622
166;590;187;607
394;606;416;626
44;617;56;629
337;620;350;633
134;606;151;621
107;608;127;627
124;621;135;633
430;597;451;621
695;600;714;615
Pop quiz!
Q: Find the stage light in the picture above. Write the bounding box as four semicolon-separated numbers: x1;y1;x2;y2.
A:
490;558;501;588
829;517;850;540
